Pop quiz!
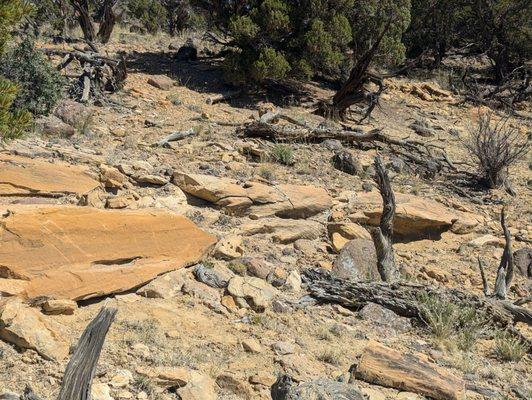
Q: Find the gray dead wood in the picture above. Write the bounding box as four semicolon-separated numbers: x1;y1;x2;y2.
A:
302;268;532;328
370;156;398;282
58;306;117;400
206;89;242;105
154;128;196;147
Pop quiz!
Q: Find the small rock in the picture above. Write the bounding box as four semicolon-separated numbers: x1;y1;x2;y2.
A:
0;392;20;400
36;115;76;137
241;257;272;279
227;276;276;311
109;369;133;388
272;341;295;355
215;373;254;399
272;299;292;313
284;270;301;292
242;338;263;353
333;239;380;281
42;299;77;315
147;75;175;90
134;174;169;186
117;391;133;400
91;382;113;400
267;267;288;287
468;235;505;248
359;303;411;335
136;270;186;299
193;263;230;289
513;248;531;277
214;235;244;260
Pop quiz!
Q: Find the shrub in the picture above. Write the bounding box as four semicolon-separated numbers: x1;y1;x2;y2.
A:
418;292;486;351
127;0;167;34
219;0;410;84
0;79;32;142
270;144;294;165
316;348;342;365
493;330;530;362
0;0;32;53
464;113;530;189
0;39;64;116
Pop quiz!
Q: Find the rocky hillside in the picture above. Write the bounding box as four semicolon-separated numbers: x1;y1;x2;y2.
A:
0;33;530;400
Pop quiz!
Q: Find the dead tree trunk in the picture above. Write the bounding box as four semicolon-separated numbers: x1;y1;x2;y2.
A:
58;306;118;400
371;156;399;282
71;0;96;42
316;20;391;120
97;0;120;44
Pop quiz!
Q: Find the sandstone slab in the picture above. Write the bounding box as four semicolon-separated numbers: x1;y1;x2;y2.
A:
0;299;69;361
173;172;332;218
0;206;216;300
351;192;480;239
241;218;322;244
0;154;100;197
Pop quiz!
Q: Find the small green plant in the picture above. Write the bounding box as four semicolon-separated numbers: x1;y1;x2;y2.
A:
258;166;275;181
418;292;486;351
493;330;529;362
132;375;157;397
0;38;64;116
317;348;342;366
270;144;294;166
0;78;32;142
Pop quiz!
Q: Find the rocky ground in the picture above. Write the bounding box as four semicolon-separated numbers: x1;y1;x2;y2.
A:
0;31;530;400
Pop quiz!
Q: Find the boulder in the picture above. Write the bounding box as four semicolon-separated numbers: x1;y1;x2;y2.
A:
513;248;531;277
54;99;91;127
100;165;129;189
272;376;365;400
351;192;479;239
328;222;371;252
147;75;175;90
137;270;187;299
0;154;100;197
173;172;332;218
242;338;263;353
0;299;69;361
36;115;76;137
333;239;380;281
227;276;277;311
241;218;323;244
0;206;216;300
359;303;411;335
91;383;113;400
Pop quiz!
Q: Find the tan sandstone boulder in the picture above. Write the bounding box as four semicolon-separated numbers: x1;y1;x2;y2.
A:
0;154;100;197
0;205;216;300
0;299;69;361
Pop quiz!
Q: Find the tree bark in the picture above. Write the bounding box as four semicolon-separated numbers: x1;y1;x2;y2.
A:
71;0;96;42
493;207;514;299
58;306;118;400
97;0;119;44
371;156;399;282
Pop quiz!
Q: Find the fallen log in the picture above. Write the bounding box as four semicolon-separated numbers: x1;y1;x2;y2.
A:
154;128;196;147
206;89;242;105
58;306;118;400
302;268;532;328
353;342;465;400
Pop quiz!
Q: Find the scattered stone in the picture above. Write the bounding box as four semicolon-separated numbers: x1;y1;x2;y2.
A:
0;299;69;361
193;263;229;289
136;270;188;299
468;235;505;248
332;149;364;176
42;299;78;315
216;373;254;399
240;257;273;279
214;235;244;260
100;165;129;189
513;248;531;277
54;99;91;127
0;206;216;301
272;341;295;355
272;299;292;313
249;373;276;387
227;276;277;311
333;239;380;281
175;370;216;400
328;222;371;252
241;218;323;244
359;303;411;335
109;369;133;388
242;338;263;353
91;382;113;400
147;75;175;90
134;174;169;186
273;377;365;400
284;270;302;292
36;115;76;137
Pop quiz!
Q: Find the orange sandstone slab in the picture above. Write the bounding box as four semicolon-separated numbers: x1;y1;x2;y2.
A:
0;153;100;196
0;206;216;300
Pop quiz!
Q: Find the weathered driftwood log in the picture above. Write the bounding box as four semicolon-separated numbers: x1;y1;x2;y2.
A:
154;128;196;147
58;306;118;400
353;342;465;400
370;156;398;282
302;268;532;328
